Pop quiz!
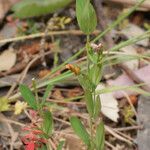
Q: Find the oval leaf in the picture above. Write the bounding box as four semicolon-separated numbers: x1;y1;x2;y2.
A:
95;122;105;150
70;116;90;146
93;95;101;119
42;111;53;136
76;0;97;34
12;0;72;19
19;84;37;110
41;84;53;108
85;90;94;117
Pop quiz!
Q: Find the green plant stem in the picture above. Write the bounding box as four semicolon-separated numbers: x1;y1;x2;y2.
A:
86;34;96;149
89;118;94;150
86;35;90;72
32;78;39;106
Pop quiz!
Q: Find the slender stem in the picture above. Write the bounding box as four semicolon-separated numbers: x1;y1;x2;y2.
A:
32;78;39;106
90;117;94;150
86;35;90;72
86;34;95;149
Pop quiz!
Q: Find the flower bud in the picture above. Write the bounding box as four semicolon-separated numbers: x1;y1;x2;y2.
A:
66;64;80;75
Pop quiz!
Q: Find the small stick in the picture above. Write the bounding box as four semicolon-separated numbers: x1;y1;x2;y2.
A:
0;114;24;127
106;0;150;10
114;129;134;142
105;125;133;145
0;30;100;45
48;138;57;150
105;141;116;150
53;117;70;126
114;125;143;131
47;99;85;106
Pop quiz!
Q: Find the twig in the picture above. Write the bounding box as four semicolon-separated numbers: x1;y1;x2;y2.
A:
0;30;100;45
114;129;134;142
53;117;70;126
105;125;133;145
114;125;143;131
6;123;18;150
105;141;117;150
48;138;57;150
24;110;34;122
0;132;10;137
0;114;24;127
47;98;85;106
106;0;150;10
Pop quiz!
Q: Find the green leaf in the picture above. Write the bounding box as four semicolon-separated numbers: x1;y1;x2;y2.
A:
85;90;94;117
76;0;97;34
0;97;10;112
42;111;53;136
77;74;95;92
93;95;101;119
12;0;72;19
87;48;98;64
70;116;90;146
89;64;102;87
41;84;53;107
19;84;37;110
57;140;65;150
95;122;105;150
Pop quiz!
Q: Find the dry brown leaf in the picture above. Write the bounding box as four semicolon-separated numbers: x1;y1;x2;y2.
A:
0;49;16;71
